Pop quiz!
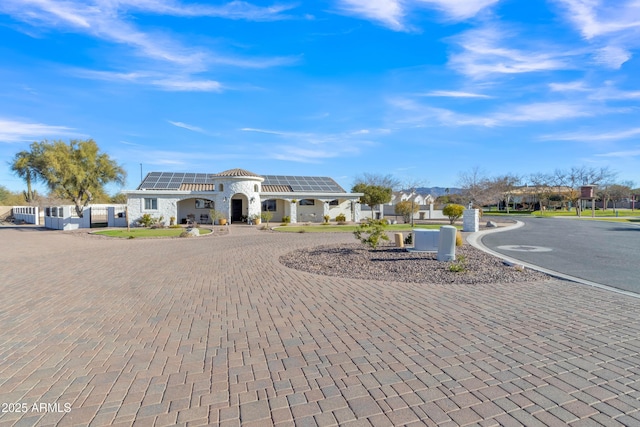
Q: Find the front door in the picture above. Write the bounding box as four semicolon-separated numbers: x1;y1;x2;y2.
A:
231;199;243;222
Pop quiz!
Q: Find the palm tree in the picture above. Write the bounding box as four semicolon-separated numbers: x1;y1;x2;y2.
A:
10;150;38;202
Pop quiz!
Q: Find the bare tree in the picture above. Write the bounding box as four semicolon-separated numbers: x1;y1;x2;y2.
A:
353;173;401;190
488;174;522;213
457;166;491;207
529;172;553;214
608;183;633;210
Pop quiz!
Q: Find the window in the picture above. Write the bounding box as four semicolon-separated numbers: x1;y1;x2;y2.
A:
329;199;339;206
254;184;259;192
195;199;213;209
299;199;315;206
219;184;224;192
262;199;276;211
144;198;158;210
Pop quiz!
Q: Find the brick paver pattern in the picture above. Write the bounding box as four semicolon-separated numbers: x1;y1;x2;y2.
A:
1;226;639;426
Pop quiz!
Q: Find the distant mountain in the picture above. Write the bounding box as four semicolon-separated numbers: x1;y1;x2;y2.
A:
401;187;463;197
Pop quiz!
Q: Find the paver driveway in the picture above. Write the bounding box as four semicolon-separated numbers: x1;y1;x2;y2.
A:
1;226;639;426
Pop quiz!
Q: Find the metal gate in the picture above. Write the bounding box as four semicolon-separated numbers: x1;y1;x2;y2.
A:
90;206;109;228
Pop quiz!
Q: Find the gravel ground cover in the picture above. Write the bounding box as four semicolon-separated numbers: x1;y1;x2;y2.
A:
280;242;551;284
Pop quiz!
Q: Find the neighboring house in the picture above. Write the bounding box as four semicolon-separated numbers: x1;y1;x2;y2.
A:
124;169;363;225
389;191;435;206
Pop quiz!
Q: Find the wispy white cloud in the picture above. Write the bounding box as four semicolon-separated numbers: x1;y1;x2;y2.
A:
548;80;640;100
335;0;405;31
420;90;491;98
74;69;224;92
414;0;500;21
448;26;575;79
168;121;206;133
334;0;498;31
553;0;640;39
593;45;632;69
391;98;597;127
117;0;297;21
0;0;297;90
542;127;640;142
241;128;287;135
0;118;79;143
154;79;222;92
121;148;248;167
493;102;595;123
1;0;207;68
241;126;377;162
553;0;640;68
596;147;640;158
549;81;590;92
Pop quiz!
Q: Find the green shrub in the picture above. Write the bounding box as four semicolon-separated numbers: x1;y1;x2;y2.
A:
456;231;463;246
282;215;291;224
323;214;330;223
395;200;419;223
443;204;465;225
448;255;467;272
335;213;346;222
261;211;273;225
353;219;389;250
138;213;164;227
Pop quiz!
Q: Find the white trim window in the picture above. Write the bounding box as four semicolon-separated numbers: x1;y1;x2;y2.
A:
144;198;158;210
262;199;276;211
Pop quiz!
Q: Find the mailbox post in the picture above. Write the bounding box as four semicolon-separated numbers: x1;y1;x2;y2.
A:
580;185;597;218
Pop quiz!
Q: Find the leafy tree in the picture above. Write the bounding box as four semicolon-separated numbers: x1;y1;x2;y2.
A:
9;150;39;202
394;200;419;223
353;219;389;249
443;204;464;225
110;193;128;204
13;139;126;217
352;183;392;218
352;173;397;219
435;193;466;206
260;210;273;226
0;185;25;206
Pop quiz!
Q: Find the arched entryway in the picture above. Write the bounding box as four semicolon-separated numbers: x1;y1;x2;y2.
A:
230;193;249;223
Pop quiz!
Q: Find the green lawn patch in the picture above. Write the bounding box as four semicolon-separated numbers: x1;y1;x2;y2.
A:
94;228;212;238
532;209;640;218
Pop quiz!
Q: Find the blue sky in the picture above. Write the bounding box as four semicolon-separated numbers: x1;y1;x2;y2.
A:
1;0;639;194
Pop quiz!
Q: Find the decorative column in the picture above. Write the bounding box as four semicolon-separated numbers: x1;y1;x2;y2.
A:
352;201;361;222
289;200;298;224
463;209;479;232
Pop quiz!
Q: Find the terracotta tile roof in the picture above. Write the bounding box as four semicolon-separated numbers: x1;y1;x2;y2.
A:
179;183;216;191
262;185;293;192
215;168;262;177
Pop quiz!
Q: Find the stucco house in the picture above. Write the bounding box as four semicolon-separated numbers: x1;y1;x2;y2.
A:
124;169;363;226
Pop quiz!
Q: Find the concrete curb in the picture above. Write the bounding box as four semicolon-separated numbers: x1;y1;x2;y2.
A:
467;220;640;300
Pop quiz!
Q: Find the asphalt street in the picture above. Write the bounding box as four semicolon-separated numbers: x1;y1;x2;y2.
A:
480;216;640;294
